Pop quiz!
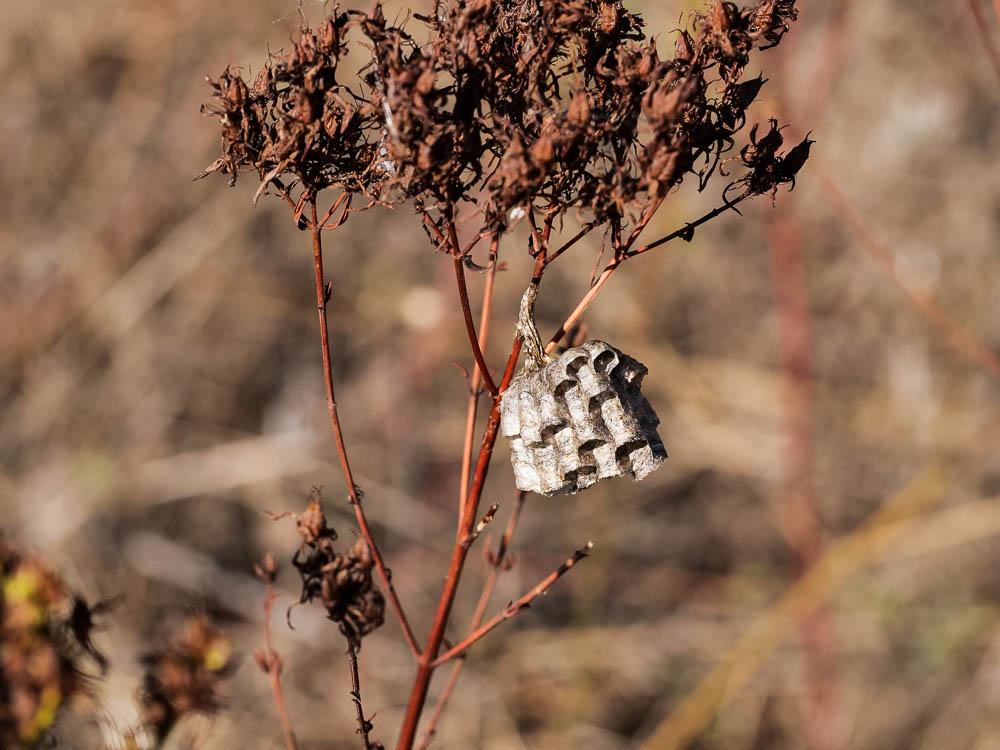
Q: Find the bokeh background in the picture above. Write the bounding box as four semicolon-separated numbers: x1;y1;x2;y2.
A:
3;1;1000;748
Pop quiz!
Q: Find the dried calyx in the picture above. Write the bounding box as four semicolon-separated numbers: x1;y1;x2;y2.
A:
201;0;810;226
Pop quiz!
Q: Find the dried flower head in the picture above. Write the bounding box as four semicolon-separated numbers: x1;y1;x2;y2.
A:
138;614;234;743
201;1;808;238
283;494;385;647
0;542;88;748
199;7;388;209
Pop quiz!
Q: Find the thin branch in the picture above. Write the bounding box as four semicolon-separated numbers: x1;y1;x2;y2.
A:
544;195;750;353
413;656;463;750
459;237;500;520
545;221;598;265
347;641;378;750
261;579;299;750
545;263;620;355
432;541;594;667
625;194;667;248
526;207;545;257
627;193;749;258
308;201;421;659
271;178;307;222
452;254;499;398
318;191;350;231
451;251;500;397
820;175;1000;382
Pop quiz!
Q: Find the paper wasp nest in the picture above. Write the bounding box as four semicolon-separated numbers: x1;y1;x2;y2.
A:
500;341;667;496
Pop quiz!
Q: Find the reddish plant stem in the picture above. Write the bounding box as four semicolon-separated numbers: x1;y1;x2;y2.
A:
432;541;592;667
318;191;350;231
625;194;666;247
545;262;621;354
393;354;514;750
395;253;544;750
768;214;839;750
447;218;499;397
308;201;421;659
458;237;500;520
412;652;463;750
544;195;749;353
545;221;596;265
416;491;527;750
262;584;299;750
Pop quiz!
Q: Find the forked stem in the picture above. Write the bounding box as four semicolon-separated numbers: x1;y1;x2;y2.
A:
309;201;421;658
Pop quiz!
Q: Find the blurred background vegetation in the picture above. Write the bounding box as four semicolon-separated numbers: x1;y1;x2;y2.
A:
2;1;999;748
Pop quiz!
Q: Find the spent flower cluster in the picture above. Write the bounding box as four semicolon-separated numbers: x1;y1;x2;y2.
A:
281;494;386;648
202;0;809;230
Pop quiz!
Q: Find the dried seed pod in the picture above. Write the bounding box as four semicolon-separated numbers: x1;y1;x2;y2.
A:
500;341;667;496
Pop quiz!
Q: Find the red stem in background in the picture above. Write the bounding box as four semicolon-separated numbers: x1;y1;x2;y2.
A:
768;215;839;750
820;176;1000;383
309;202;421;659
969;0;1000;83
262;581;299;750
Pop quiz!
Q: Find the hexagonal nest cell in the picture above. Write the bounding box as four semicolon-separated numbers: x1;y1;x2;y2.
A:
500;340;667;496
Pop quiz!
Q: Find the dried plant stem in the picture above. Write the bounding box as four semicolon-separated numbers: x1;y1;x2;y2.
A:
449;222;499;397
432;540;593;667
546;263;620;354
412;653;463;750
395;251;543;750
263;585;299;750
628;194;749;258
309;201;421;658
416;491;527;750
394;345;520;750
545;221;597;265
544;195;750;353
458;238;500;519
347;642;377;750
